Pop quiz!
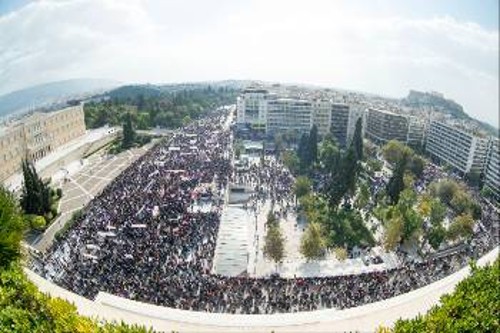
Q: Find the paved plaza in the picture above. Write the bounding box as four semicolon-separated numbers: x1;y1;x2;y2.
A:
212;151;401;278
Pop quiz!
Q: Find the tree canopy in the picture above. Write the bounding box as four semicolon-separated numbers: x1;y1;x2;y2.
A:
0;187;26;268
391;259;500;332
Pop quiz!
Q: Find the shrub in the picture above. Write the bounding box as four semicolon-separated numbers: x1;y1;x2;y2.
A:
392;259;500;332
29;215;47;231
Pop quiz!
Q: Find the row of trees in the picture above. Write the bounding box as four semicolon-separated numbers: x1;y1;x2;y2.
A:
84;86;238;129
20;160;61;230
375;139;480;251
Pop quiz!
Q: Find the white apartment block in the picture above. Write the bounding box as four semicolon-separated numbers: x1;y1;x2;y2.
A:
346;103;366;145
267;98;312;135
425;121;489;175
365;108;425;148
312;100;332;137
236;89;366;145
236;88;268;130
483;138;499;201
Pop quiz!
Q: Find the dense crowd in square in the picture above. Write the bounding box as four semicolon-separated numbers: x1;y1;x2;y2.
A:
33;110;499;314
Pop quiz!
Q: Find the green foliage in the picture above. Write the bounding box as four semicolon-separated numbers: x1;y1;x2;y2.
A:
447;213;474;241
355;182;371;210
382;140;412;165
431;179;460;205
122;112;136;149
386;155;408;204
300;222;327;260
309;125;319;164
352;118;363;162
27;215;46;231
0;187;27;268
0;263;154;332
263;223;285;264
427;225;446;250
321;138;360;209
407;155;425;178
393;259;500;332
326;208;375;249
429;199;447;226
383;215;403;251
294;176;311;200
20;160;53;217
84;86;237;129
282;150;300;175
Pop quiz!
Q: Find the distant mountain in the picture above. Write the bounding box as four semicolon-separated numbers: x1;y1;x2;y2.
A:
0;79;120;118
402;90;470;120
402;90;498;136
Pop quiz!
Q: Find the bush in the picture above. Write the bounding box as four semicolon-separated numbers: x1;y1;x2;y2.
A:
392;259;500;332
29;215;47;231
0;263;154;332
56;188;63;198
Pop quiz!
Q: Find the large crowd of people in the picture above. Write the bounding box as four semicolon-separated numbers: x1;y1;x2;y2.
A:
34;110;499;314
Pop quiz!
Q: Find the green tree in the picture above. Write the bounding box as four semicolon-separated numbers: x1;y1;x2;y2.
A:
122;112;136;149
382;140;412;165
28;215;46;231
447;213;474;241
294;176;311;200
282;150;300;175
351;118;363;162
297;133;312;173
386;155;408;204
427;225;446;250
0;187;27;268
429;199;447;226
450;190;472;215
300;222;327;260
263;224;285;266
20;160;52;217
393;259;499;332
432;179;459;205
408;155;426;178
355;182;371;209
383;215;403;251
326;209;375;249
309;125;319;164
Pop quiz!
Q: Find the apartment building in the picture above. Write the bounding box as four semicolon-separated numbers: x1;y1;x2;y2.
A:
312;99;332;137
0;105;86;182
346;103;366;146
236;89;363;145
236;88;268;131
267;98;312;136
365;108;409;144
425;121;489;175
483;138;499;201
330;103;350;147
365;108;425;148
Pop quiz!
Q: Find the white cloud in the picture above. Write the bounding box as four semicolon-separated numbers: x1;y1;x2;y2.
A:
0;0;498;125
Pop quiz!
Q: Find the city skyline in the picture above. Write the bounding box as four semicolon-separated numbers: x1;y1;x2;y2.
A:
0;0;498;126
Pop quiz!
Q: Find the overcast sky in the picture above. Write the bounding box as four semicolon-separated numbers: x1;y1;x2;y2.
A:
0;0;498;126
